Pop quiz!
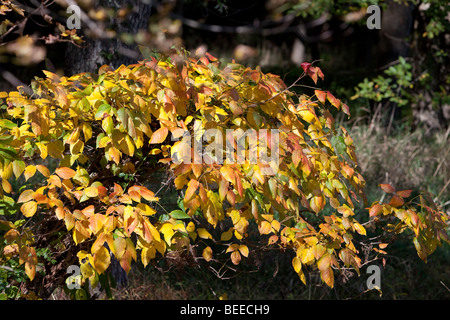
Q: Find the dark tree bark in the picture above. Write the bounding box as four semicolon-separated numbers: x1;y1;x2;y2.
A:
64;0;153;75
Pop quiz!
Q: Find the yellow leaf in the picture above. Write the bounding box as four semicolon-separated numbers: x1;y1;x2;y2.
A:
197;228;212;239
202;246;213;262
141;246;156;267
36;142;48;159
220;227;234;241
12;160;25;179
353;222;366;235
48;140;64;159
1;163;13;180
220;166;236;184
271;219;281;232
93;246;111;274
160;223;175;244
120;135;135;156
73;221;91;244
24;165;36;181
292;256;302;273
113;236;127;260
146;220;161;242
84;186;98;198
24;247;37;281
65;213;75;231
297;268;307;285
298;108;315;123
226;244;239;253
20;201;37;218
320;266;334;288
70;139;84;155
238;245;249;257
186;221;195;233
1;179;12;193
82;123;93;141
299;246;315;265
136;203;156;216
258;220;272;235
36;164;50;177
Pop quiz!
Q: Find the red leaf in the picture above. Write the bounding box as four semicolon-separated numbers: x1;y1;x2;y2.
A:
396;189;412;198
389;195;404;208
369;203;382;217
205;52;218;62
379;183;395;194
301;63;324;84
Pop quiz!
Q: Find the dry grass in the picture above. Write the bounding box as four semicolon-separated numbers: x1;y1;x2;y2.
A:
349;121;450;211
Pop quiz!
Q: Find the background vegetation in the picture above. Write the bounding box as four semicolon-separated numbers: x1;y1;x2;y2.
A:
0;0;449;300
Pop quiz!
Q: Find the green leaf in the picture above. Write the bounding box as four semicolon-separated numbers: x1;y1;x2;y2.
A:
0;119;17;129
95;103;111;120
170;210;191;220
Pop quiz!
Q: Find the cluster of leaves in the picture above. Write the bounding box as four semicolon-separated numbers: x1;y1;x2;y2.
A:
352;57;413;107
0;0;84;66
349;0;450;126
272;0;380;19
0;49;448;299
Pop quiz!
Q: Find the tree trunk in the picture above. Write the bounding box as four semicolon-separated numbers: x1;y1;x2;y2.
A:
64;0;153;75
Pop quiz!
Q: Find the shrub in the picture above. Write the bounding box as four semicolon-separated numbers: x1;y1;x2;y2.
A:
0;50;448;299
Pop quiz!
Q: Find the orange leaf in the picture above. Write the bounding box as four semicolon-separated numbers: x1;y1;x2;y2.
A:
139;186;159;202
369;203;382;217
292;149;302;168
149;127;168;144
20;201;37;218
326;91;341;109
220;166;236;184
24;247;37;281
202;246;213;262
379;183;395;194
389;194;404;208
230;251;241;265
184;179;199;202
314;90;326;104
319;265;334;288
258;221;272;234
396;189;412;198
55;167;76;179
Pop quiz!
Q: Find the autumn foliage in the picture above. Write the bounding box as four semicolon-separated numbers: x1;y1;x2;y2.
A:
0;50;448;298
